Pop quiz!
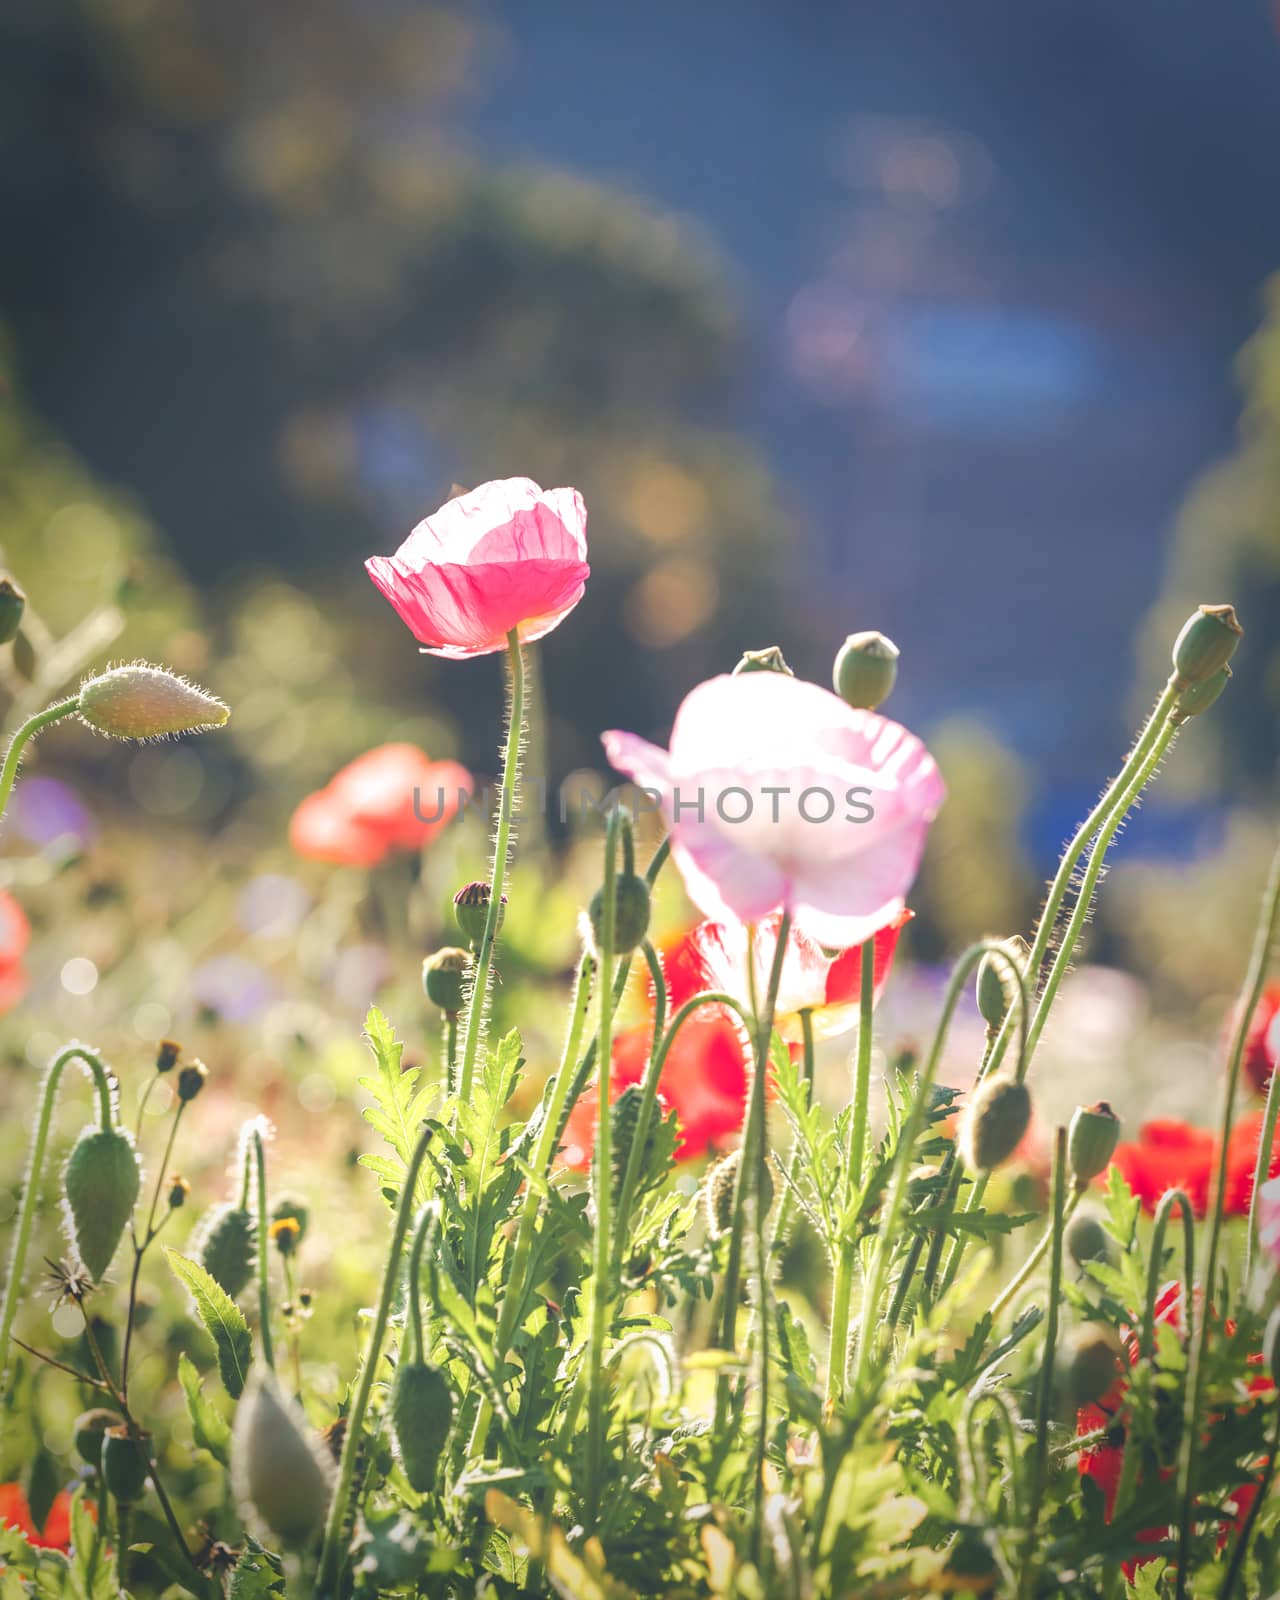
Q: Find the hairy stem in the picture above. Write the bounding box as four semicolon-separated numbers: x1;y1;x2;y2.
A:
0;697;79;821
827;945;877;1407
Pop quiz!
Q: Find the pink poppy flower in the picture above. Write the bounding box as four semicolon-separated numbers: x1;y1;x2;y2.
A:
1257;1173;1280;1268
602;673;944;948
365;477;589;659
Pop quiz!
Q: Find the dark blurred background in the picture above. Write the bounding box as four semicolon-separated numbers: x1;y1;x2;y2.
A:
2;0;1279;986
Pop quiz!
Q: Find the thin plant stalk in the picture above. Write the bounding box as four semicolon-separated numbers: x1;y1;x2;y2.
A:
827;946;877;1406
1175;838;1280;1599
250;1126;275;1372
0;696;79;820
767;1006;816;1257
122;1098;187;1398
456;628;525;1105
1246;846;1280;1276
988;1190;1082;1323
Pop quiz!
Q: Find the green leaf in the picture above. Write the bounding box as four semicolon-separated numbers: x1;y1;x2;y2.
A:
165;1248;252;1398
358;1007;436;1197
66;1486;115;1600
179;1351;232;1465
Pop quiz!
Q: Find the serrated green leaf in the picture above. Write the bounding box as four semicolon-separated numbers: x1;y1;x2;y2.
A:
178;1351;231;1465
358;1007;437;1201
66;1486;114;1600
165;1248;252;1398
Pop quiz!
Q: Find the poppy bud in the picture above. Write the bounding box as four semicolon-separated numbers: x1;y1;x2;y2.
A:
732;646;794;677
0;578;27;646
155;1039;181;1074
62;1126;141;1280
195;1203;257;1300
595;1084;665;1205
959;1075;1032;1174
74;1407;124;1468
231;1367;335;1549
453;881;504;949
1264;1307;1280;1390
1171;665;1231;724
1068;1102;1121;1186
589;872;651;956
423;947;470;1015
78;663;229;741
705;1148;774;1239
833;631;900;711
177;1061;208;1102
975;936;1029;1029
1063;1323;1124;1411
167;1175;190;1210
1171;604;1242;687
390;1359;453;1494
1066;1211;1109;1268
101;1425;150;1504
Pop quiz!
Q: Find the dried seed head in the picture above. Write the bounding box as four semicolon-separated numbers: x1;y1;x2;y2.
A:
177;1061;208;1102
155;1039;182;1074
78;663;229;741
167;1175;190;1210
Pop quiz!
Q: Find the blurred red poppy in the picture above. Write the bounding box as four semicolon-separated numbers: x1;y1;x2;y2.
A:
1241;982;1280;1095
0;890;30;1014
289;744;472;867
1107;1111;1280;1219
0;1482;83;1550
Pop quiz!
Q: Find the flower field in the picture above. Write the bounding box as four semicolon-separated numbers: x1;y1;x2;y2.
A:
0;477;1278;1600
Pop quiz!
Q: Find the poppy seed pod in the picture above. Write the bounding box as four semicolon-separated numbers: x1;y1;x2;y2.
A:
1171;664;1231;724
390;1359;453;1494
0;578;25;646
195;1203;257;1300
589;872;651;956
423;947;470;1015
231;1367;335;1550
704;1148;774;1239
975;937;1029;1029
732;645;794;677
101;1426;150;1504
1063;1323;1124;1411
1068;1101;1121;1186
833;631;900;711
77;663;229;741
453;881;504;949
62;1126;141;1280
74;1407;125;1469
1066;1212;1109;1268
1171;604;1242;687
959;1075;1032;1174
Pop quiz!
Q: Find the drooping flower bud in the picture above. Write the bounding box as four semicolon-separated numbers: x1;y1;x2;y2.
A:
155;1039;181;1074
588;872;651;956
77;663;229;741
704;1148;774;1239
423;948;470;1015
1171;665;1231;724
195;1202;257;1300
1068;1101;1121;1186
453;881;505;948
177;1061;208;1102
1063;1323;1124;1410
74;1407;124;1468
167;1175;190;1210
958;1075;1032;1174
1066;1211;1109;1268
231;1367;335;1549
390;1358;453;1494
0;578;26;646
975;936;1029;1029
1171;604;1242;687
832;631;900;711
732;646;794;677
63;1126;141;1280
101;1425;150;1504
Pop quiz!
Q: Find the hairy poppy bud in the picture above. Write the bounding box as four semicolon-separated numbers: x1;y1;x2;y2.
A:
975;936;1029;1029
1171;665;1231;724
959;1075;1031;1174
1171;604;1242;687
833;631;899;711
231;1367;335;1549
390;1359;453;1494
423;948;469;1015
155;1039;181;1074
74;1407;124;1468
1063;1323;1124;1411
101;1425;150;1504
177;1061;208;1102
78;663;230;741
195;1203;257;1300
453;881;504;948
595;1084;665;1204
63;1126;141;1280
589;872;651;956
0;578;27;647
167;1175;190;1210
1264;1307;1280;1390
705;1148;774;1239
732;645;794;677
1068;1102;1121;1186
1067;1212;1109;1268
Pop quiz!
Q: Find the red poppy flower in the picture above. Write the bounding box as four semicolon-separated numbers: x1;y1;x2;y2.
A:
0;1482;83;1550
0;890;30;1015
1241;983;1280;1094
1107;1112;1280;1220
289;744;472;867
